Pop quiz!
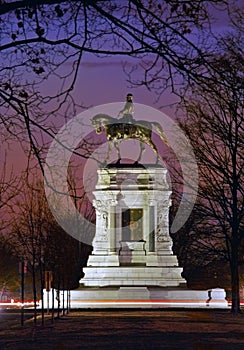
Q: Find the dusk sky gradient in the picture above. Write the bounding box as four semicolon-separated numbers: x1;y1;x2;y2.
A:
0;1;239;183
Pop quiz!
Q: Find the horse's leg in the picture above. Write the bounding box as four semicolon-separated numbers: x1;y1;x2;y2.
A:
136;141;145;163
105;141;112;164
114;141;121;163
144;138;160;163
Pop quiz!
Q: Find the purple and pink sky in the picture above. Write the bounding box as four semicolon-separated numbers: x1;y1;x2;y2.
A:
1;2;236;179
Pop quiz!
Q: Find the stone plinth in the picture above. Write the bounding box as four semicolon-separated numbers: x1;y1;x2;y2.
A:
42;287;229;309
74;163;228;308
207;288;229;308
82;163;186;288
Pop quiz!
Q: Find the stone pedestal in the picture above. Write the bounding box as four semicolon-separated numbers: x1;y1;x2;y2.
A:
81;163;186;288
74;163;228;308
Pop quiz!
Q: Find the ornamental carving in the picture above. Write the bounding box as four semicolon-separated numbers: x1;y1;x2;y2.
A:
93;200;109;241
156;228;170;242
93;199;107;213
157;198;171;208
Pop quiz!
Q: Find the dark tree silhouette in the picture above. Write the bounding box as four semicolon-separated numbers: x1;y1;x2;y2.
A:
171;24;243;313
0;1;243;313
0;0;238;172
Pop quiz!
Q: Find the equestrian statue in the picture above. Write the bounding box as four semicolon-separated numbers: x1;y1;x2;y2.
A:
91;93;170;164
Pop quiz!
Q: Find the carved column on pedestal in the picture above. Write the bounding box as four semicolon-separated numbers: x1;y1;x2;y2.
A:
155;198;173;254
92;199;109;254
92;196;118;254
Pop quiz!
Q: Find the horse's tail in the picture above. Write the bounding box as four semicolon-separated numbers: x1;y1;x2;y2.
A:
152;122;170;147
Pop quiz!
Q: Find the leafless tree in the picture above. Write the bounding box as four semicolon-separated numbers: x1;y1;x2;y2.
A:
0;0;239;174
5;177;51;322
3;165;94;316
171;22;243;313
1;0;243;313
0;154;20;228
0;152;22;299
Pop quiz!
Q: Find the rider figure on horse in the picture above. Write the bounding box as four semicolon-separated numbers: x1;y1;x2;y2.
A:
118;93;134;124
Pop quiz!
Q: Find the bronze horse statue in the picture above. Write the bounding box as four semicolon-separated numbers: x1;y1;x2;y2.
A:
91;114;170;163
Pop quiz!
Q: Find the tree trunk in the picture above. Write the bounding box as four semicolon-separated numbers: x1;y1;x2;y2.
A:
40;263;45;325
32;266;37;325
231;163;241;314
57;278;60;319
231;238;240;313
51;287;55;323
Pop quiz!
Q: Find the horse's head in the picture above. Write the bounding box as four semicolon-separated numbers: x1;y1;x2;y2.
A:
91;115;103;134
91;114;115;134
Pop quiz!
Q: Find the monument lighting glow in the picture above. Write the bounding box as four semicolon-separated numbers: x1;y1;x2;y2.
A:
44;101;198;245
43;99;227;307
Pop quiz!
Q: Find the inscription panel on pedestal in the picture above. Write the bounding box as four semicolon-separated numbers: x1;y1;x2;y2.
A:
122;208;143;241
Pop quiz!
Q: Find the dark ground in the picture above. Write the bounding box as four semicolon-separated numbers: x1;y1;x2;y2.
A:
0;309;244;349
